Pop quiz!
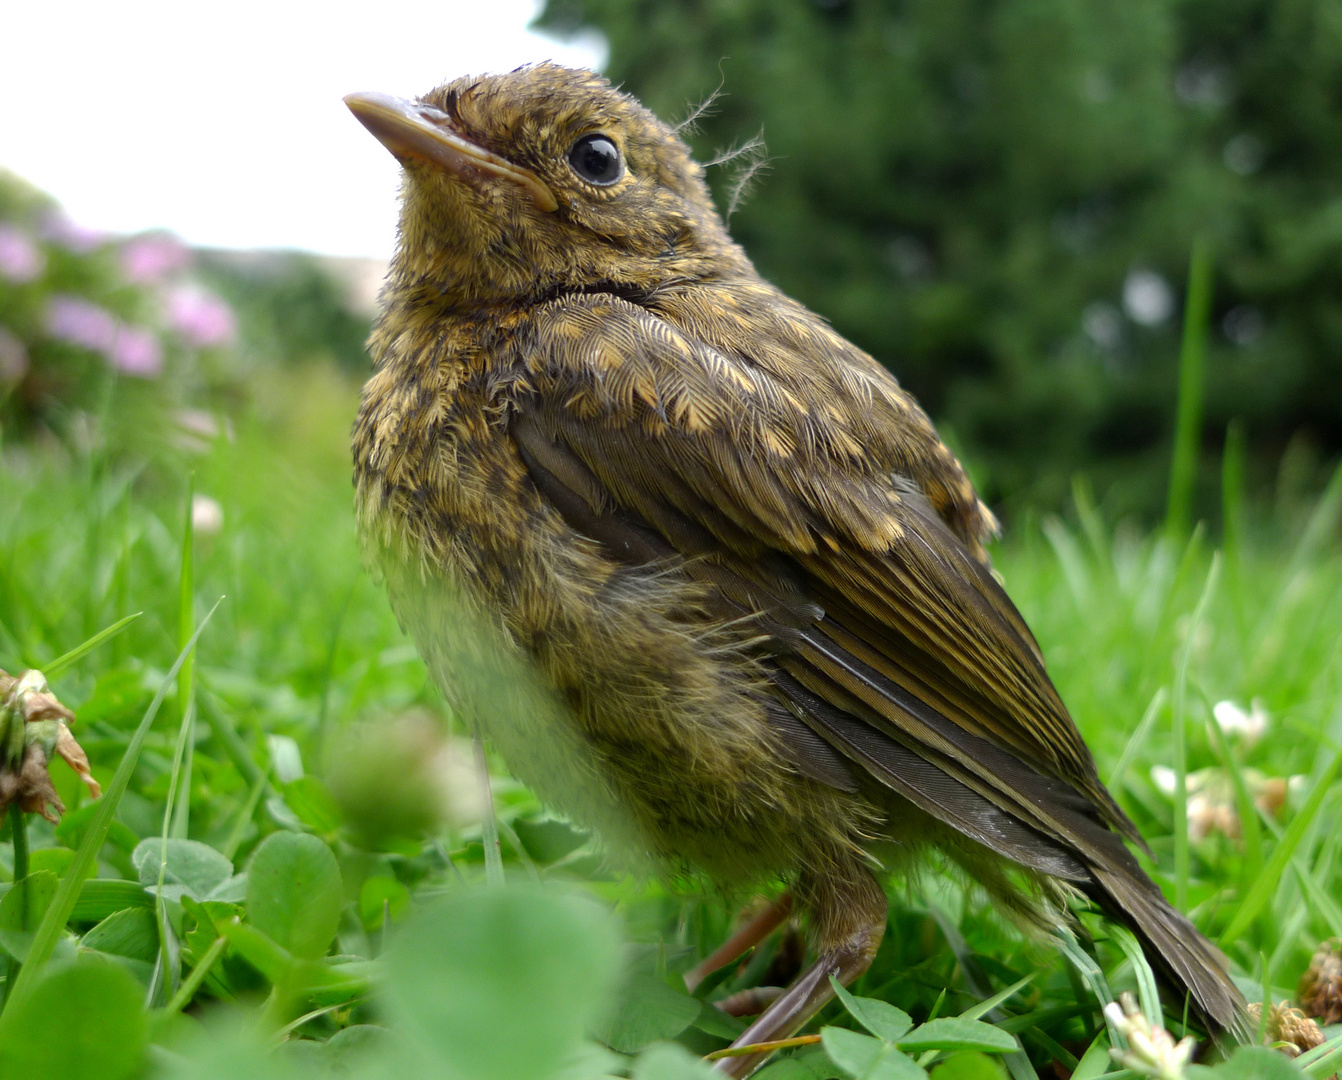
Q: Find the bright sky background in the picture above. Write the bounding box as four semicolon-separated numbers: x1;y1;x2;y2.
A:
1;1;605;258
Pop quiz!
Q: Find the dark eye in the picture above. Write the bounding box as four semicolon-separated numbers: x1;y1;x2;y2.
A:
568;134;623;185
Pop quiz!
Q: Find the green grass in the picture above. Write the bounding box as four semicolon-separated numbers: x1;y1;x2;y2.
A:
0;362;1340;1080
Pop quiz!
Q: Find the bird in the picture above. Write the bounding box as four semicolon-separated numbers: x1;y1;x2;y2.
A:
344;64;1246;1075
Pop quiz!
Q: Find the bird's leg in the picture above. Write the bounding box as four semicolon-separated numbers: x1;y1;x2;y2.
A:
709;932;880;1076
684;892;794;993
712;869;887;1078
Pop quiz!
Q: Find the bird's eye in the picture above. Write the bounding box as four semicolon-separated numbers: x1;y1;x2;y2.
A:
568;134;623;185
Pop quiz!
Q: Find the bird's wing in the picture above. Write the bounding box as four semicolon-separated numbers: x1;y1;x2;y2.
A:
508;292;1139;852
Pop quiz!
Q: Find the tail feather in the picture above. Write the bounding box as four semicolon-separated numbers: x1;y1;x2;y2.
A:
1085;862;1248;1040
767;649;1249;1038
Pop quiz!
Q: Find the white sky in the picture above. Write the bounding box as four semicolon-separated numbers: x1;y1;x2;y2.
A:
0;0;605;258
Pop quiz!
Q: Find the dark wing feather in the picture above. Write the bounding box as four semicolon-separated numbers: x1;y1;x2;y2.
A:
510;293;1130;834
508;293;1244;1033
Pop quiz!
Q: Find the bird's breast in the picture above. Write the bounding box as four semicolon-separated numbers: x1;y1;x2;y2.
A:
351;316;870;877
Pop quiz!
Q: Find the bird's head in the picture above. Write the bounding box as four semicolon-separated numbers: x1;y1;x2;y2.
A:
346;64;750;310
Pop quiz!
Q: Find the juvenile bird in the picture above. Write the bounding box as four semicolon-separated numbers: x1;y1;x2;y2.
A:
345;65;1245;1074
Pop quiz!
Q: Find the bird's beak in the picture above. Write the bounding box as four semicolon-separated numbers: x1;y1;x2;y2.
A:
344;91;558;213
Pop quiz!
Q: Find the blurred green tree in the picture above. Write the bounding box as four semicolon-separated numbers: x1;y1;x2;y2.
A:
537;0;1342;519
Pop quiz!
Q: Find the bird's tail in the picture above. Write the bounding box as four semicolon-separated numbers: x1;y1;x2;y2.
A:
1084;860;1248;1041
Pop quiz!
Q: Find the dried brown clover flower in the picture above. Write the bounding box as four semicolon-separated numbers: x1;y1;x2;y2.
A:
0;668;101;823
1299;939;1342;1025
1248;1001;1325;1058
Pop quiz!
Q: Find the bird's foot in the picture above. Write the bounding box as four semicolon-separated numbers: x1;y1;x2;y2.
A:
684;892;794;993
710;912;884;1077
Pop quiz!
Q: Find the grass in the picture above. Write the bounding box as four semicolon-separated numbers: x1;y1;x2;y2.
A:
0;357;1340;1080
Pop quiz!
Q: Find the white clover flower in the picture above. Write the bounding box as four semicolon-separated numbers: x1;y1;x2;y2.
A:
1212;698;1269;745
1123;269;1174;326
1150;765;1177;796
191;494;225;536
1104;993;1196;1079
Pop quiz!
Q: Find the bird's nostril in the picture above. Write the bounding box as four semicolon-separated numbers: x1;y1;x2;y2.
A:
415;104;452;126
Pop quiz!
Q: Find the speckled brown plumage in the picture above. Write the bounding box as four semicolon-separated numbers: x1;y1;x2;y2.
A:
345;65;1245;1068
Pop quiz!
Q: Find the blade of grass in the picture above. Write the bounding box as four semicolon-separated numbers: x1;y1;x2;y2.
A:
0;561;58;654
220;763;272;862
1041;517;1093;613
1257;953;1270;1044
1199;686;1264;884
1137;524;1204;696
1218;741;1342;947
1248;462;1342;669
930;907;991;1000
911;975;1039;1071
1287;459;1342;572
1107;687;1167;793
474;732;504;887
39;611;142;681
1057;933;1124;1049
1072;476;1111;572
272;1000;365;1043
917;972;1044;1076
1062;950;1098;1042
494;814;540;885
172;482;195;840
1314;826;1339;884
1071;1031;1111;1080
4;803;31;998
704;1036;821;1060
1299;1031;1342;1077
1266;906;1310;997
1108;925;1161;1027
7;804;27;885
1166;236;1214;540
1173;554;1220;911
311;576;356;771
1023;1028;1079;1072
163;930;228;1016
1292;856;1342;937
6;597;223;1007
1003;1045;1043;1080
1221;420;1245;573
957;972;1037;1021
148;690;199;1005
993;1004;1092;1035
197;685;267;789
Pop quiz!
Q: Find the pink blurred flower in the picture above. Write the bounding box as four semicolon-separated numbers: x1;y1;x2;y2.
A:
120;233;189;283
40;212;109;253
166;285;236;347
45;295;117;351
108;325;163;377
0;224;45;283
44;295;162;377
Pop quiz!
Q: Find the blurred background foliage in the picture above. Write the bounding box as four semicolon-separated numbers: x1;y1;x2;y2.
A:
539;0;1342;520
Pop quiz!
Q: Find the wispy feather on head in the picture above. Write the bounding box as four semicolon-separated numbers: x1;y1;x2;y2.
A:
673;64;773;221
706;131;771;222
